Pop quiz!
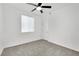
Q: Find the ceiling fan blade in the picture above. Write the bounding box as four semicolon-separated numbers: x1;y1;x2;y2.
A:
40;10;43;13
31;8;36;12
27;3;37;6
38;3;42;6
41;6;52;8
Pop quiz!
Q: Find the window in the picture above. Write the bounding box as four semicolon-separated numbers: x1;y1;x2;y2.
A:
21;15;34;32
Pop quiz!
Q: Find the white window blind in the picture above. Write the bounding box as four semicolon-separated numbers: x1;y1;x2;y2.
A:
21;15;34;32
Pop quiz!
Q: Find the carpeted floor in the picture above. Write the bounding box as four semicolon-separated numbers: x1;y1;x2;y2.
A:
1;39;79;56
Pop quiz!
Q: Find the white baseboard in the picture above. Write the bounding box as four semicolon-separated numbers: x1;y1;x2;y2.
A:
4;39;40;48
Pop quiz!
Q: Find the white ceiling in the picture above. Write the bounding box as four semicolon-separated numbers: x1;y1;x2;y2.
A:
4;3;79;15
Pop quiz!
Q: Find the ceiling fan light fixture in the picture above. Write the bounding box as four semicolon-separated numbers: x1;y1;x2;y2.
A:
36;7;42;10
27;3;52;14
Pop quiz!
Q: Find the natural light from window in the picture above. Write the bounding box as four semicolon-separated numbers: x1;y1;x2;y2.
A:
21;15;34;32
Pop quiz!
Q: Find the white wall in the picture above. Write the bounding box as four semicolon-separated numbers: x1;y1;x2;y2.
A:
0;4;4;55
3;4;43;48
48;4;79;51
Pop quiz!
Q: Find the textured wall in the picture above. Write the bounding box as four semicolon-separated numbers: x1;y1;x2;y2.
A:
48;4;79;51
3;4;43;48
0;4;4;55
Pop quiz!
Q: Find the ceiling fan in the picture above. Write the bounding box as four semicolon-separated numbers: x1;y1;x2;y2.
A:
27;3;52;13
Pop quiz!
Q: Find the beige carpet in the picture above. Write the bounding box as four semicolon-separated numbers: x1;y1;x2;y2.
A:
1;39;79;56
